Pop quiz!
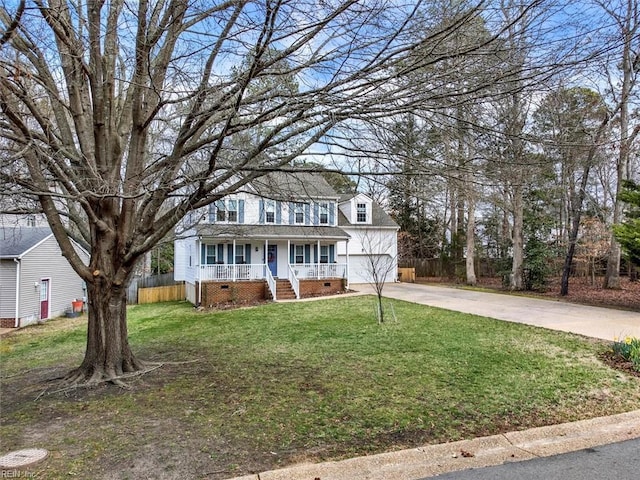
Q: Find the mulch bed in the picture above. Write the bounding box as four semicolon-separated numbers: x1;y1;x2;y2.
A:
599;350;640;378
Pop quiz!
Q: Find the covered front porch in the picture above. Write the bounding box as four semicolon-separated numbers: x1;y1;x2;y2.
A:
193;226;350;302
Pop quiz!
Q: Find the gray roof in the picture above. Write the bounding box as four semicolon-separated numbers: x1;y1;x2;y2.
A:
250;171;338;200
194;223;350;240
0;226;53;258
337;194;399;228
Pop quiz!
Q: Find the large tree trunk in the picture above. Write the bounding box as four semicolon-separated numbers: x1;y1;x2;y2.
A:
65;231;144;385
604;4;636;290
603;240;622;289
66;282;143;385
603;131;625;289
466;194;477;286
510;184;524;290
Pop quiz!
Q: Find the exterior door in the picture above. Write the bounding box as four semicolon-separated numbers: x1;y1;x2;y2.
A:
40;278;50;320
267;245;278;277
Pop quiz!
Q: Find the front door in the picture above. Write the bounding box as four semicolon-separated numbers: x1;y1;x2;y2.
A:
40;278;50;320
267;245;278;277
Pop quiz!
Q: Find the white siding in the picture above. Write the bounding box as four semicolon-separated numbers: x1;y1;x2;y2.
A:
338;194;373;225
185;282;197;304
174;238;187;281
201;192;338;227
242;193;261;224
337;226;398;285
339;254;397;284
337;227;397;256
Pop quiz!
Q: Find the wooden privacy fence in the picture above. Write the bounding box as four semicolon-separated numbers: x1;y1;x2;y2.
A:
397;267;416;282
138;283;186;304
127;273;181;304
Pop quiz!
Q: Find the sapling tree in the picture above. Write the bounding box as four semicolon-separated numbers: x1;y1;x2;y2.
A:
356;228;398;324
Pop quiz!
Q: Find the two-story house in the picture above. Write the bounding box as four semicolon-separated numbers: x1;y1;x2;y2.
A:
174;172;398;306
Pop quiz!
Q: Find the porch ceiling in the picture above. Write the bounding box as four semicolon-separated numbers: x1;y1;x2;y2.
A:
195;224;350;241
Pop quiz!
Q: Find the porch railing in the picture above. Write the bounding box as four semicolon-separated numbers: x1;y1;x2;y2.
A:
287;264;300;299
290;263;347;279
265;266;277;300
198;262;347;291
199;264;266;282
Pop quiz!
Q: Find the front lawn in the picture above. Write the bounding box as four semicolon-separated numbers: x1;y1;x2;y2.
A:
1;296;639;479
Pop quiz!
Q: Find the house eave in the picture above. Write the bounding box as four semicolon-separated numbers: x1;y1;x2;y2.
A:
194;224;351;241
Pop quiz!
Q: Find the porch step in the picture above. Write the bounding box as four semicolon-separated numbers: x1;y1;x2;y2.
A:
275;280;296;300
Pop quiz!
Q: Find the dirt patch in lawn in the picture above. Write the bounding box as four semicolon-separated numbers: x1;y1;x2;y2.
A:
2;346;638;480
2;291;639;480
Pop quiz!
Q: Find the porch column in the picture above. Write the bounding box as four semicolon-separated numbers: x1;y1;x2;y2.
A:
317;240;320;279
197;238;202;305
233;239;237;281
345;238;350;289
264;239;268;278
287;239;291;275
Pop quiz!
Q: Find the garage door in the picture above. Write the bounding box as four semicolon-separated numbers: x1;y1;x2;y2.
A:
341;254;395;284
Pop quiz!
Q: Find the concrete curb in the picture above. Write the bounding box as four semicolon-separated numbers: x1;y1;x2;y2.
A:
226;410;640;480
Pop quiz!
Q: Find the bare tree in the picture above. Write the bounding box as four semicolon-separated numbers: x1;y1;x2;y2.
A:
357;228;398;324
592;0;640;289
532;87;610;296
0;0;502;385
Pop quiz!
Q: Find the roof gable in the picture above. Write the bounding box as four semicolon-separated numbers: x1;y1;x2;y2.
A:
337;193;398;229
0;226;53;258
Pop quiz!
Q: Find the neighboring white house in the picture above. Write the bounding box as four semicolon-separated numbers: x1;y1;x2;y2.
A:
174;172;398;304
0;226;89;328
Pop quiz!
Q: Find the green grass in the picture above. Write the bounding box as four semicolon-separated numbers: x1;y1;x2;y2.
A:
2;296;640;479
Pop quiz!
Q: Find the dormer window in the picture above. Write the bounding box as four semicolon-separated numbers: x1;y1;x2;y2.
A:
356;203;367;223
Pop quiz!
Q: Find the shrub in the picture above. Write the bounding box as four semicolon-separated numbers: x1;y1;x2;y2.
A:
612;336;640;372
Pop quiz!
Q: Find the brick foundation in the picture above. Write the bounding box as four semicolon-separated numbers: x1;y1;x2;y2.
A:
198;280;267;307
300;278;346;298
0;318;16;328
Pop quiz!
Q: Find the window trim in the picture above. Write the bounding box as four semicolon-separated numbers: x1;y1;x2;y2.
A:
234;244;245;264
227;199;238;223
319;202;329;224
320;245;329;263
295;244;304;264
203;244;217;265
265;200;275;223
294;202;304;224
356;202;367;223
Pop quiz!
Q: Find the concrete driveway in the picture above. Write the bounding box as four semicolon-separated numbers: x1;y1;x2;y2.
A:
352;282;640;341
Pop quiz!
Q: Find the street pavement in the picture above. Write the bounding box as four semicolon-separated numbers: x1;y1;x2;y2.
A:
426;437;640;480
228;283;640;480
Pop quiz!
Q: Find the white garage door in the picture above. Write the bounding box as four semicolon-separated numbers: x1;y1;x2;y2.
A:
341;254;395;284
